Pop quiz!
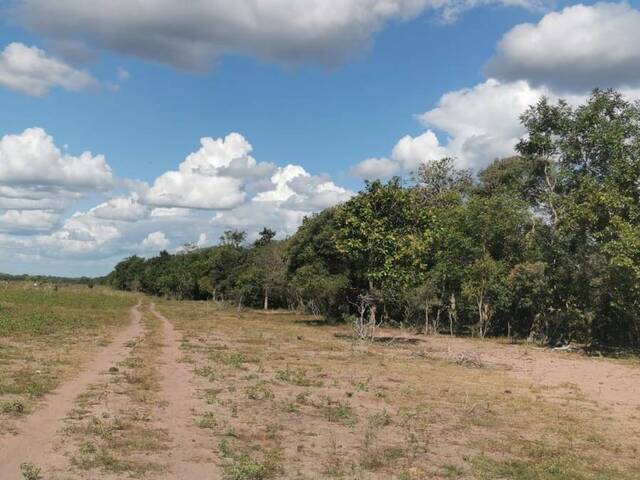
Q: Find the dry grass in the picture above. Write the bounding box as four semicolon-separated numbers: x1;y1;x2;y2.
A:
154;299;640;479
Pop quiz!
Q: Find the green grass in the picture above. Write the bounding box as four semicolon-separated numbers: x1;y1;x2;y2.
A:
0;284;136;335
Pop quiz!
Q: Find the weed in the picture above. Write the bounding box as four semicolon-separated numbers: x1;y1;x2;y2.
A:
19;463;42;480
224;453;267;480
1;399;25;415
276;367;322;387
323;399;356;425
295;391;310;405
198;412;218;429
441;463;465;478
245;382;274;401
219;439;232;458
368;409;391;427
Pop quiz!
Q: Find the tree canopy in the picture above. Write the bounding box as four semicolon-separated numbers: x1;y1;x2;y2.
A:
108;90;640;348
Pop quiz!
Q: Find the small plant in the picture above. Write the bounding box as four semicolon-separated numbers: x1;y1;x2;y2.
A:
276;367;322;387
79;441;97;455
295;391;310;405
1;399;25;415
369;409;392;427
352;377;371;392
245;382;274;401
20;462;42;480
204;388;222;404
323;400;356;425
194;365;217;379
197;412;217;429
224;453;267;480
218;439;232;458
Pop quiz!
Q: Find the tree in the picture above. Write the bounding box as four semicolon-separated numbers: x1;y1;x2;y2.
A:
220;230;247;248
255;241;287;309
517;90;640;346
462;255;509;338
254;227;276;247
334;178;432;326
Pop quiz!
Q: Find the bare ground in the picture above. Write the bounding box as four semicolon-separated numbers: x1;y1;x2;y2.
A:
2;299;640;479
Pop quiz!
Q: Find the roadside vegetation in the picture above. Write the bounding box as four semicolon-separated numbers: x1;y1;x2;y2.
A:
110;90;640;350
0;283;136;434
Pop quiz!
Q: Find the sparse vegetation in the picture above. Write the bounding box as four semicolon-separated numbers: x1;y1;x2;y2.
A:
19;463;42;480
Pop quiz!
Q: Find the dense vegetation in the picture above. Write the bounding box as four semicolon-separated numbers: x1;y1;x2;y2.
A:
109;91;640;347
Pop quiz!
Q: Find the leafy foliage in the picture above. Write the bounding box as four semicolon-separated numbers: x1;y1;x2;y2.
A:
108;90;640;347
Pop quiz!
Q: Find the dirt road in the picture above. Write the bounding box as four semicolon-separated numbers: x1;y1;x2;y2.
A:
151;303;221;478
0;302;144;479
2;302;639;479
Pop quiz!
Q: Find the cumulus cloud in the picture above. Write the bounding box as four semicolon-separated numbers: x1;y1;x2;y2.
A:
419;79;549;169
90;196;148;222
0;129;352;273
140;231;170;251
0;42;98;96
0;127;114;212
144;133;273;210
349;157;399;180
0;127;113;190
351;79;549;177
0;209;59;234
486;2;640;92
16;0;546;70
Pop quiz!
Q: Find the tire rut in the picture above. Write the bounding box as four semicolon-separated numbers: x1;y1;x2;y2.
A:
0;302;144;480
150;303;221;479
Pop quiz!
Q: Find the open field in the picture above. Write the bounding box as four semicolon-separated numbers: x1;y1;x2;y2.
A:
0;283;137;436
1;287;639;479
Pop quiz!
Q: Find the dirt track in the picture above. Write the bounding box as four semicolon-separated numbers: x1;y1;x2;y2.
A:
2;304;639;479
0;302;144;479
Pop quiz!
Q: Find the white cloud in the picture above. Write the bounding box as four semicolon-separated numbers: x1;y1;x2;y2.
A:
16;0;546;70
0;42;98;96
90;196;148;222
391;131;448;171
351;79;548;176
0;129;352;273
0;209;59;233
349;157;399;179
140;231;170;251
144;133;272;210
419;79;549;169
486;2;640;92
0;127;113;190
0;127;114;212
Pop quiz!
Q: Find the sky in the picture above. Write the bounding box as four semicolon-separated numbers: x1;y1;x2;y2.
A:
1;0;639;276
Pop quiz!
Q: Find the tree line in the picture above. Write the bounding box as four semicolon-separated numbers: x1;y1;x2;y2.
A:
109;90;640;347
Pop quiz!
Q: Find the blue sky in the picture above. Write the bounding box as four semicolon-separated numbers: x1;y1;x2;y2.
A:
1;0;639;276
1;4;536;187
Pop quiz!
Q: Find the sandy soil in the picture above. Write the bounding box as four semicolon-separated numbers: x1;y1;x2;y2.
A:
2;301;639;479
419;334;640;424
0;302;144;480
151;303;222;479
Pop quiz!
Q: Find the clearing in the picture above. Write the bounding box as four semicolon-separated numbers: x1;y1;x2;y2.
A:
1;286;639;479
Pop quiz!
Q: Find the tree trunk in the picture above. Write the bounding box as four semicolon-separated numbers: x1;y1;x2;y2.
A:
424;300;429;335
449;292;457;336
264;287;269;310
369;304;377;340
